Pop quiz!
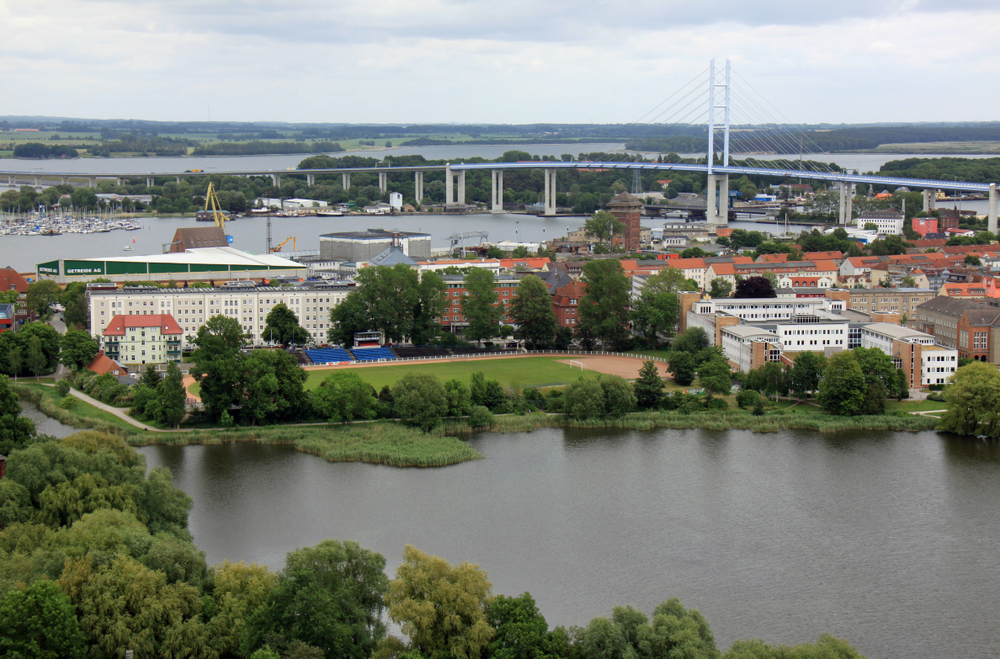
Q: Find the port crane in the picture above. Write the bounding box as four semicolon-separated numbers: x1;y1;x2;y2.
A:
270;237;296;253
448;230;489;256
204;182;228;229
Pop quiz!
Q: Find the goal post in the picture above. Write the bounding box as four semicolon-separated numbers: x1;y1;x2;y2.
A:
569;360;585;371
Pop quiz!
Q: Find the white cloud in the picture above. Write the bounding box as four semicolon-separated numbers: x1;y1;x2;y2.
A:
0;0;997;123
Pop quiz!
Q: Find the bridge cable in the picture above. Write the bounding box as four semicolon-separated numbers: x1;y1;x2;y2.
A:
632;65;710;125
731;71;839;172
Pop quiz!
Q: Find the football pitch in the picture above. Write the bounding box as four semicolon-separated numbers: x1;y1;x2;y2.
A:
304;356;599;391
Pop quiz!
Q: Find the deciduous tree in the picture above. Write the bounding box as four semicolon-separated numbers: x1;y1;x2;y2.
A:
817;351;866;416
263;303;309;347
510;275;557;349
578;260;630;349
462;269;504;346
392;373;448;430
59;329;99;371
733;276;775;299
939;361;1000;438
385;545;495;659
313;371;378;422
0;579;86;659
0;374;36;455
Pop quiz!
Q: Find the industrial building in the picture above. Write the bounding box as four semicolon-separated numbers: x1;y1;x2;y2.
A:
319;229;432;262
36;247;307;286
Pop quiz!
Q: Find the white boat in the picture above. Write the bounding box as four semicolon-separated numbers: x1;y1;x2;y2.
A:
123;246;133;251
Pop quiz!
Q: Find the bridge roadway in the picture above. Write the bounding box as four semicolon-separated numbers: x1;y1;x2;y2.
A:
4;160;996;232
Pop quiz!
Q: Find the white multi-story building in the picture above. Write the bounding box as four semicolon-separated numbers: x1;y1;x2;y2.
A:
691;297;846;322
720;325;782;372
101;314;183;366
859;322;958;386
856;209;904;235
89;283;356;348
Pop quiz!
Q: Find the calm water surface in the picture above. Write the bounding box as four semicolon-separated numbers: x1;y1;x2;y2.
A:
137;427;1000;659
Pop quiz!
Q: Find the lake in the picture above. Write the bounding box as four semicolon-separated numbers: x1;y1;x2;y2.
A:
135;426;1000;659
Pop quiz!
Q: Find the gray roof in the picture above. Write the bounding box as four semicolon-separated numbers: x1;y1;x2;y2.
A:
915;296;986;318
320;229;430;240
368;245;418;268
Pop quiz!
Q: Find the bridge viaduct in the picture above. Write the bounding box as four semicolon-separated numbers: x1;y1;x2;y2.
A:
3;161;997;233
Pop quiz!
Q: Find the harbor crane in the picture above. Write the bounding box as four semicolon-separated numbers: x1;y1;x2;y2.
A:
448;230;489;256
270;237;296;253
204;182;228;229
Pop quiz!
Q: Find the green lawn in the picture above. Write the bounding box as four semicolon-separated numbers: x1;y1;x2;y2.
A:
884;399;949;413
305;356;604;391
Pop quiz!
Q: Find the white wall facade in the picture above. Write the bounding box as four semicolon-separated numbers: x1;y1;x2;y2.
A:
90;286;354;348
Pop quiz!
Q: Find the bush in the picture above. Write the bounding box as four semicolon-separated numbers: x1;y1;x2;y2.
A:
736;389;762;410
59;396;79;409
926;391;946;402
469;405;494;429
56;380;71;396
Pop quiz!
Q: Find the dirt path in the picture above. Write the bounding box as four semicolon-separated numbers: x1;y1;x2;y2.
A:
67;388;165;432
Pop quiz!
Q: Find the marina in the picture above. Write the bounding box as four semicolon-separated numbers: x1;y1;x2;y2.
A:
0;210;142;236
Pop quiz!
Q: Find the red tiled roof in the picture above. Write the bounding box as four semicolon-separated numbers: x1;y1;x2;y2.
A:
0;268;29;293
86;353;126;375
103;314;183;337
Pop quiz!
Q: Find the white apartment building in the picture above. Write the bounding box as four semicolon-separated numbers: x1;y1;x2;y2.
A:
720;325;782;372
89;284;356;348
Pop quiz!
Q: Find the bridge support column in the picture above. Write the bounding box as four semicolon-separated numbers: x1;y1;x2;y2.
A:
922;189;931;213
176;176;182;184
491;169;504;213
414;171;423;204
706;174;718;225
838;182;847;225
34;176;40;187
88;177;96;188
306;173;315;187
929;189;937;212
445;164;454;206
378;171;387;194
146;177;154;187
342;172;351;190
716;174;729;224
457;171;466;205
990;183;998;235
845;183;853;225
543;169;557;216
270;174;280;187
116;177;123;186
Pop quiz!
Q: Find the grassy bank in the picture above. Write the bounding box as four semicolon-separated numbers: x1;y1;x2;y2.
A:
446;409;939;434
14;382;140;436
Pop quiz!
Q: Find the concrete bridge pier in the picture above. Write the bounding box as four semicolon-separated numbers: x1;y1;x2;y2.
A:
445;165;454;205
146;177;154;187
378;171;387;194
116;177;123;186
458;170;466;205
61;177;69;185
543;169;557;216
306;174;315;187
270;174;280;187
34;176;41;187
990;183;998;234
342;173;351;191
491;169;504;213
706;174;718;225
845;183;853;225
414;171;423;203
716;174;729;224
923;189;938;213
88;177;96;188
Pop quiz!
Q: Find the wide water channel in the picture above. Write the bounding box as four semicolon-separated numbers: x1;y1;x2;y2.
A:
135;427;1000;659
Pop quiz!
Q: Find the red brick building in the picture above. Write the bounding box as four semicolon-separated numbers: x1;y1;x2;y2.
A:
0;267;34;325
607;192;643;252
552;280;586;329
438;273;521;334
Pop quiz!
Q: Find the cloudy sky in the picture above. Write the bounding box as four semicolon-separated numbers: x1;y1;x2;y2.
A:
1;0;998;125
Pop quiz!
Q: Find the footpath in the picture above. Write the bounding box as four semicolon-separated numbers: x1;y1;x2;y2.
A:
67;388;169;433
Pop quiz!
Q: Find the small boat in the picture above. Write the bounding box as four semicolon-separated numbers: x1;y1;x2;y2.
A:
123;246;133;251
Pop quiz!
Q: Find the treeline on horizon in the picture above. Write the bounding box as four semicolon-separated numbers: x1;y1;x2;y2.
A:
5;117;1000;148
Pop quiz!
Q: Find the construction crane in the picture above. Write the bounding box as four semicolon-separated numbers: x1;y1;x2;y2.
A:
204;182;228;229
448;230;489;256
270;237;296;253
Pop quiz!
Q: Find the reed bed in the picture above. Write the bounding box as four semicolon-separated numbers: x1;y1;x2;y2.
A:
129;422;483;468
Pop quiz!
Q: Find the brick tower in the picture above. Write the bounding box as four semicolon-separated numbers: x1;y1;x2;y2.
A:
607;192;643;252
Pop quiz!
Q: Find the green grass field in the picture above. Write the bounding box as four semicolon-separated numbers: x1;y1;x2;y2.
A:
304;356;604;391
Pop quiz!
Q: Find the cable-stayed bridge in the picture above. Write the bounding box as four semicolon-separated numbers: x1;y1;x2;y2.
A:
3;60;996;231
